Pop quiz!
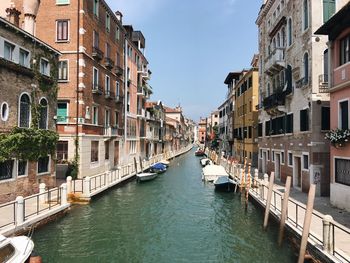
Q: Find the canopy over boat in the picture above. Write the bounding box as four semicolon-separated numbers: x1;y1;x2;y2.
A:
202;165;228;177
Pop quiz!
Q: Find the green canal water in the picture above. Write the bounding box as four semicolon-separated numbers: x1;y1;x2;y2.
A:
33;149;297;262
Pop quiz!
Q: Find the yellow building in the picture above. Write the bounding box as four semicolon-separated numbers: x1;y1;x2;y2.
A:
233;56;259;167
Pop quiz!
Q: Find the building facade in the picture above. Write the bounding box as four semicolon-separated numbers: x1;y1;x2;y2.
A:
0;4;59;202
233;57;259;167
256;0;347;196
315;2;350;211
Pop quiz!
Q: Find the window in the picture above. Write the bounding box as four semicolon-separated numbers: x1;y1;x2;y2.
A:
40;58;50;76
303;53;309;82
302;154;309;170
106;13;110;32
288;152;293;167
56;0;70;4
272;150;275;162
323;0;335;23
303;0;309;30
1;102;9;121
19;49;29;67
129;141;136;154
286;113;293;133
321;107;330;131
58;60;68;81
287;18;293;46
93;0;99;17
105;43;110;59
116;81;120;97
93;31;99;48
258;123;263;137
335;158;350;186
105;141;109;160
281;151;285;164
0;160;14;181
57;141;68;162
4;41;15;61
127;92;130;112
91;141;99;162
104;109;110;127
19;94;30;128
39;98;48;129
265;120;271;136
267;150;270;161
340;35;350;66
18;160;27;176
114;111;119;126
56;20;69;42
339;100;349;130
93;67;99;89
105;75;110;95
115;27;120;41
57;102;68;123
300;109;309;131
92;105;98;125
37;156;50;174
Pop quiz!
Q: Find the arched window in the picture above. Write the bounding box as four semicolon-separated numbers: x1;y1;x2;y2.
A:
288;18;293;46
303;52;309;83
19;94;30;128
303;0;309;30
267;83;271;97
39;98;48;129
281;27;286;47
277;33;281;48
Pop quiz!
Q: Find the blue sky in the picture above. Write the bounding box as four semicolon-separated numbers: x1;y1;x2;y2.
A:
108;0;262;121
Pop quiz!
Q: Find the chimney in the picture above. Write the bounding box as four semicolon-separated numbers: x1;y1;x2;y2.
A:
6;3;21;27
115;11;123;23
23;0;40;35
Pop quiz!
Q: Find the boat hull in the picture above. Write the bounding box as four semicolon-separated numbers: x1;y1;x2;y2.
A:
136;172;158;182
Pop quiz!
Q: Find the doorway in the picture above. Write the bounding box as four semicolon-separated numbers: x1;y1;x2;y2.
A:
275;153;281;180
293;156;302;189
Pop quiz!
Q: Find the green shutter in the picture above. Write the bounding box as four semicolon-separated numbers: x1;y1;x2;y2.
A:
57;103;67;122
323;0;335;22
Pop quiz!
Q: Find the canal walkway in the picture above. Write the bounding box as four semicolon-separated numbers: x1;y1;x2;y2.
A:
0;145;193;237
215;156;350;263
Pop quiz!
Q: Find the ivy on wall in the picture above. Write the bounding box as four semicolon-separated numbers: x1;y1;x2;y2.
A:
0;127;59;162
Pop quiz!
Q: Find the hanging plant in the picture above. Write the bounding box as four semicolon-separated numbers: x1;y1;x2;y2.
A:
325;129;350;147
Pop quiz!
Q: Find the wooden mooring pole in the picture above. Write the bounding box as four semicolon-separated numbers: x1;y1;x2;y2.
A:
133;157;138;174
298;184;316;263
263;172;275;230
139;157;143;173
278;175;292;246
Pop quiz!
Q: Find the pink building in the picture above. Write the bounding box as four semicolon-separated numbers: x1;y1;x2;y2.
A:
316;2;350;211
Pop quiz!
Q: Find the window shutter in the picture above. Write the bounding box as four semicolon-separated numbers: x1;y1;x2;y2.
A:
323;0;335;22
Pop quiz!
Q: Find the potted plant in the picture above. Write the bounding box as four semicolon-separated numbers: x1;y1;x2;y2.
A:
325;129;350;148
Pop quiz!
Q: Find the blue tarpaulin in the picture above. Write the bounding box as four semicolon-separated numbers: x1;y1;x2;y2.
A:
151;163;166;170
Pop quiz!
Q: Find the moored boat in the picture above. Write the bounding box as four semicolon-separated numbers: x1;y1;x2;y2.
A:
0;234;36;263
136;172;158;182
150;163;167;174
202;165;228;182
200;158;212;167
213;176;237;191
158;160;170;167
194;148;206;156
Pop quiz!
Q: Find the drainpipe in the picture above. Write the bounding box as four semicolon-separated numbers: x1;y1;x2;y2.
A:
124;37;128;164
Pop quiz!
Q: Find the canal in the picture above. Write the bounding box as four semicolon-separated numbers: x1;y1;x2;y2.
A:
33;149;297;262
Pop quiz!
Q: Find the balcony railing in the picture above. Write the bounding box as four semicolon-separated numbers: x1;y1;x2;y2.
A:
318;74;329;93
263;86;292;110
104;126;119;137
92;46;104;61
115;95;124;104
137;108;146;118
265;47;285;75
105;90;115;99
104;57;114;69
295;77;310;89
115;65;123;76
92;84;103;95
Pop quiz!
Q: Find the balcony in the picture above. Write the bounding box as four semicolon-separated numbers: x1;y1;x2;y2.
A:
92;84;103;95
92;46;104;61
295;77;311;90
318;74;329;93
263;86;292;113
104;126;119;137
265;47;285;76
115;95;124;104
104;57;114;69
137;108;146;118
115;65;123;76
105;90;115;99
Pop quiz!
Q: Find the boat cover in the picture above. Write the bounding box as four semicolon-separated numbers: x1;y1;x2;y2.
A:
151;163;166;170
202;165;228;176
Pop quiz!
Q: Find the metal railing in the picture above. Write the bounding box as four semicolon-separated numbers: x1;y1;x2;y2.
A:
0;201;16;229
89;173;106;192
23;187;61;221
332;222;350;262
72;179;84;193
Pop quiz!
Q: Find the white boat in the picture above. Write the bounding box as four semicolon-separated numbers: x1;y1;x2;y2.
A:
202;165;228;182
158;160;170;167
0;234;34;263
136;172;158;182
200;158;212;167
214;176;237;191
